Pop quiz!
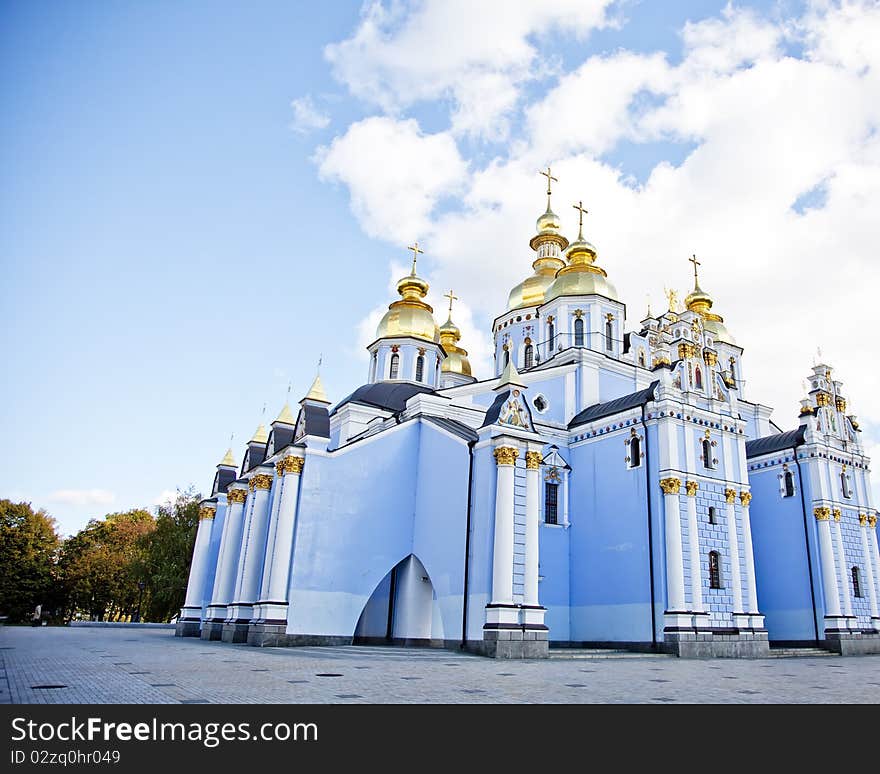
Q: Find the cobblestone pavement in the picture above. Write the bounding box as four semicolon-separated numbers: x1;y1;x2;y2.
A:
1;627;879;704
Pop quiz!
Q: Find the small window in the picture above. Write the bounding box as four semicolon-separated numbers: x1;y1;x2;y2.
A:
389;353;399;380
524;343;534;369
545;482;559;525
503;347;510;366
605;319;613;351
729;360;737;386
783;470;795;498
841;471;851;499
533;395;548;413
695;366;703;390
702;438;713;469
708;506;717;524
548;322;555;350
369;352;377;382
638;349;646;367
629;436;641;468
415;354;425;382
574;317;585;346
852;566;862;598
709;551;722;589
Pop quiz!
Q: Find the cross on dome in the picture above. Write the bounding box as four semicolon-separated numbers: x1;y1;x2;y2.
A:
407;241;424;275
573;200;588;240
539;166;558;209
444;289;458;318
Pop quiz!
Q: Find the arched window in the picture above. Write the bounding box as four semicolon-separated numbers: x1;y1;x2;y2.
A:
840;471;851;498
369;352;377;382
574;317;585;346
708;506;717;524
629;436;641;468
638;349;646;367
389;353;399;380
548;322;555;350
695;366;703;390
605;319;613;350
544;482;559;525
503;347;510;366
852;566;862;598
702;438;713;468
729;359;737;385
709;551;722;589
524;343;534;369
783;470;795;497
415;354;425;382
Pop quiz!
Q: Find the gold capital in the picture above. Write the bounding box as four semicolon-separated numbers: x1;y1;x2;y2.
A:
814;507;831;522
494;446;519;467
277;455;305;476
685;480;699;497
525;451;542;470
859;514;868;526
816;392;831;407
198;506;216;521
832;508;841;522
704;350;718;367
869;515;877;528
227;488;248;505
835;397;847;412
740;491;752;507
250;474;273;491
725;488;737;504
659;477;681;495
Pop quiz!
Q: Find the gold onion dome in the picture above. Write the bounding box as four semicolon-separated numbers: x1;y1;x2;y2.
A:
375;243;440;343
439;292;472;376
545;202;618;302
683;259;736;345
508;200;569;311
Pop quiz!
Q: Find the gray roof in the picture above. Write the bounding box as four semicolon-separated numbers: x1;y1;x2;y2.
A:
330;381;437;416
568;381;659;429
297;403;330;439
745;426;806;458
423;416;478;443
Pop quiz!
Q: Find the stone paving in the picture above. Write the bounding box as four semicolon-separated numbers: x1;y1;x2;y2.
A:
1;626;879;704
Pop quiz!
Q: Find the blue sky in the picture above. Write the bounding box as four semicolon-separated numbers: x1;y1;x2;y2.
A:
2;0;877;536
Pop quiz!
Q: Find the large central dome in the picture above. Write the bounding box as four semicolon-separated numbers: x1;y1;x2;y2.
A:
375;268;440;343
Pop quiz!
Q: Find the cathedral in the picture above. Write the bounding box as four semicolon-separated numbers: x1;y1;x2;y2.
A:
176;171;880;658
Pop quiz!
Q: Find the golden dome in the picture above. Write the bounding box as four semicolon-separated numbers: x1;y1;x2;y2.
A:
683;264;736;345
507;270;560;310
536;206;561;234
545;221;618;302
439;293;472;376
375;263;440;343
702;314;736;346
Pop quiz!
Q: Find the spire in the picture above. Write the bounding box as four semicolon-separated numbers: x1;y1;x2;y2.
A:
684;253;712;314
573;199;588;242
439;290;472;377
303;373;330;405
407;241;424;276
249;423;268;444
496;357;525;390
539;165;558;213
219;448;237;467
273;401;296;426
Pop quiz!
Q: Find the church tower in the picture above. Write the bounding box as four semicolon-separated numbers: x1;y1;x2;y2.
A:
438;290;475;388
367;242;444;387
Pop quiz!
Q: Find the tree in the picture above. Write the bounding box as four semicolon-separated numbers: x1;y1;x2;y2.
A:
0;500;62;622
139;488;201;622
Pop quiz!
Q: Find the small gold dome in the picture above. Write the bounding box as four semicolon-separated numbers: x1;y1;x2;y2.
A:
439;313;471;376
507;271;560;310
545;230;618;302
536;205;561;234
375;265;440;343
702;314;736;346
684;274;735;345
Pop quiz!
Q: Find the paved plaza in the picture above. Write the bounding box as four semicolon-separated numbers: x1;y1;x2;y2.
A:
1;626;879;704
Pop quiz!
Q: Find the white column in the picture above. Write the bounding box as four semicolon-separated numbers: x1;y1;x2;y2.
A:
208;489;247;616
230;489;256;611
815;507;842;620
257;475;286;608
523;451;541;607
259;455;304;620
180;504;216;619
660;478;687;615
490;446;517;606
684;481;704;614
235;475;273;610
867;516;880;620
724;488;744;618
739;491;760;616
832;509;854;621
858;515;879;622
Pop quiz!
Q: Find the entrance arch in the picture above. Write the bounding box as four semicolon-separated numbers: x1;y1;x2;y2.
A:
353;555;442;646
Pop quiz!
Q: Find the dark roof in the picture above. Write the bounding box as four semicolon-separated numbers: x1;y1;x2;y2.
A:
481;390;508;428
745;426;806;458
242;442;267;473
212;467;237;496
297;403;330;439
269;424;295;454
423;416;478;443
568;381;659;429
330;381;436;416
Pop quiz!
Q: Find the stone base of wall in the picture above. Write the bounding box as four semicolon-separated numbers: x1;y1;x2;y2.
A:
664;628;770;658
220;621;250;644
469;628;550;659
174;619;201;638
200;620;225;641
824;631;880;655
247;622;288;647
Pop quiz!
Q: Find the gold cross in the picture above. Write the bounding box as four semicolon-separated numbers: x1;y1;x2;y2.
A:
689;253;701;282
407;241;424;274
573;200;588;238
444;289;458;315
539;166;558;196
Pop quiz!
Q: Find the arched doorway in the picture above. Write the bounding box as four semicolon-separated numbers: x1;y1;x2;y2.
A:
353;555;440;647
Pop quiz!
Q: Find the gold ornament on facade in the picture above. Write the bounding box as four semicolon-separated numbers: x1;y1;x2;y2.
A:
494;446;519;466
740;492;752;506
652;353;671;367
198;506;216;521
277;455;305;476
250;474;273;491
678;342;698;360
859;514;868;526
703;350;717;366
868;515;877;528
832;508;841;522
227;488;248;504
814;507;831;521
659;477;681;495
525;451;542;470
835;397;847;412
725;488;737;504
685;480;699;497
815;392;831;407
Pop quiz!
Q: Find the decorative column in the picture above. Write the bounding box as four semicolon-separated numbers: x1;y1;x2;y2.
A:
815;507;845;630
176;504;216;637
484;445;520;637
684;481;705;623
203;487;248;637
521;449;547;636
832;508;854;625
660;477;688;628
724;488;746;626
739;491;763;627
858;514;880;627
257;455;305;624
867;515;880;625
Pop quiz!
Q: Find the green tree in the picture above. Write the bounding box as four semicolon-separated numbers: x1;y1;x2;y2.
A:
0;500;62;622
139;488;201;622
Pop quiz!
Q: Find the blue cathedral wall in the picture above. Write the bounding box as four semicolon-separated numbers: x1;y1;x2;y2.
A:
284;419;470;642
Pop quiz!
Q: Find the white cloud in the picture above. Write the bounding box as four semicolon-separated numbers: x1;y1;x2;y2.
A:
290;95;331;134
315;116;467;241
324;0;616;138
47;489;116;507
153;489;179;506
